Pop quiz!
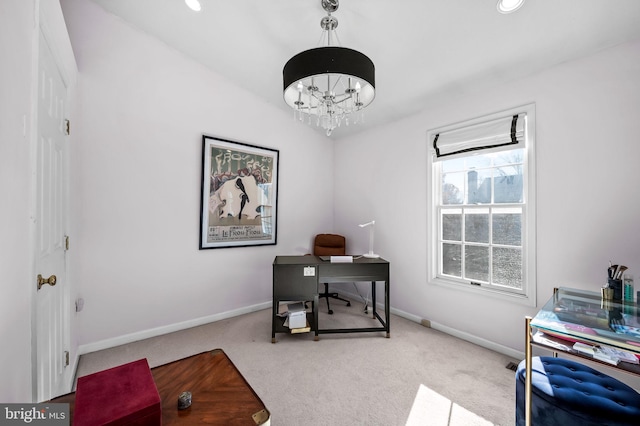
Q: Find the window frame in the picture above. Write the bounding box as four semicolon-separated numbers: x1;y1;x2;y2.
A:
426;104;537;306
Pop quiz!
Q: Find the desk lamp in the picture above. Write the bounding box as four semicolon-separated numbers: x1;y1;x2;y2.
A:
358;220;379;258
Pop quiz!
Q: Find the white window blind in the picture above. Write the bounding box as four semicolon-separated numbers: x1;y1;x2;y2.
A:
432;113;525;160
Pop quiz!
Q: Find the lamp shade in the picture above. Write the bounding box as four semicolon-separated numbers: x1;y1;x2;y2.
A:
283;46;375;111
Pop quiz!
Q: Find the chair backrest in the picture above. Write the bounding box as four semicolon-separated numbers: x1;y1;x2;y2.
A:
313;234;346;256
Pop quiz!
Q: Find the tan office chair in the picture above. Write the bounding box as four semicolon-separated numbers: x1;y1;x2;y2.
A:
313;234;351;315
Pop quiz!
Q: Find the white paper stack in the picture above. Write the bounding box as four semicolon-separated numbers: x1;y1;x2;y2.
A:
330;256;353;263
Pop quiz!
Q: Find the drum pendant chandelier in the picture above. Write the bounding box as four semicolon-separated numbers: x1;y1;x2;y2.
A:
283;0;375;136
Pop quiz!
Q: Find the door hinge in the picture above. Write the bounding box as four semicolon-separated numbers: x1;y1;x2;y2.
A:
64;119;70;136
64;351;70;367
65;235;70;251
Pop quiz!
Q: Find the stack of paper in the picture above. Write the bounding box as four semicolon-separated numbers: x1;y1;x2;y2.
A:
282;302;311;333
572;342;639;365
597;345;639;365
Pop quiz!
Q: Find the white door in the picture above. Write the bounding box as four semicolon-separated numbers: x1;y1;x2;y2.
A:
34;28;71;402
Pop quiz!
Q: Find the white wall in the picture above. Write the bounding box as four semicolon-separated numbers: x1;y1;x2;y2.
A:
61;0;334;349
335;38;640;355
0;0;36;403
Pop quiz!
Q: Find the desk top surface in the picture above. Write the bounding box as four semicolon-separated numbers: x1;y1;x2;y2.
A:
531;287;640;353
273;255;389;265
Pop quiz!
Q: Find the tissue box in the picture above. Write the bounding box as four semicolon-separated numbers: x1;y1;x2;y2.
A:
74;358;161;426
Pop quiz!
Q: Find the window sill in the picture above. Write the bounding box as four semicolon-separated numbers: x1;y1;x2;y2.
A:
429;276;536;307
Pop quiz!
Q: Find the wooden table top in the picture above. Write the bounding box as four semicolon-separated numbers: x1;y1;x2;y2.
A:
52;349;270;425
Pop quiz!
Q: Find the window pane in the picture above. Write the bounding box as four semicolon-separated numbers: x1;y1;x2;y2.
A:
442;213;462;241
493;247;522;288
465;212;489;243
465;245;489;282
442;243;461;277
466;155;491;169
493;148;524;166
442;172;464;205
467;169;491;204
494;166;523;203
493;213;521;246
442;157;466;173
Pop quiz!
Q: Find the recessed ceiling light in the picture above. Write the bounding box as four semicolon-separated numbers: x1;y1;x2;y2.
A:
497;0;525;14
185;0;202;12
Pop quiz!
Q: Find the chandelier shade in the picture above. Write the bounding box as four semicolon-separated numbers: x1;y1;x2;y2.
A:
283;47;375;100
282;0;376;136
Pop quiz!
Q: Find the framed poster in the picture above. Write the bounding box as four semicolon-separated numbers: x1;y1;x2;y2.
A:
199;135;279;249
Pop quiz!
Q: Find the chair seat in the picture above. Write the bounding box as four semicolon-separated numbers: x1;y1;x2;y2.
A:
515;356;640;426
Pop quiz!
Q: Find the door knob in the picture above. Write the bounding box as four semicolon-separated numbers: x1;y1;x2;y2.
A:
37;274;57;290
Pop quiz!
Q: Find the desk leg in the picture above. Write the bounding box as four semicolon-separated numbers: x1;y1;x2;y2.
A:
525;316;532;426
272;298;278;344
371;280;390;338
385;279;390;338
370;281;376;319
313;294;319;341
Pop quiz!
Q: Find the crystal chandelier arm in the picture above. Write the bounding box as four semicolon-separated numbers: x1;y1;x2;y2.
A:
308;90;322;101
333;95;355;105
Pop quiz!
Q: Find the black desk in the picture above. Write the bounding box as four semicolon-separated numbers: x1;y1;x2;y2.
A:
272;255;390;342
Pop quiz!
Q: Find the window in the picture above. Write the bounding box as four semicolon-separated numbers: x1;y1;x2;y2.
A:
427;104;536;305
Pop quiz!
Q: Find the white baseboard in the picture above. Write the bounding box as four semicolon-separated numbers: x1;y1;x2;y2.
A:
77;301;272;356
391;306;525;360
336;286;524;360
78;292;524;362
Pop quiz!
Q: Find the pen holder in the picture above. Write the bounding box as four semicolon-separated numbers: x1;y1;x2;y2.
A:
607;278;622;301
601;288;614;310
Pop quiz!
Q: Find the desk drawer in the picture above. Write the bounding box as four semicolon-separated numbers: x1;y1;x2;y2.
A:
319;262;389;282
273;264;317;299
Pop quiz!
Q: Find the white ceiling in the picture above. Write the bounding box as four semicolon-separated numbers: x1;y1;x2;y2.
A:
85;0;640;138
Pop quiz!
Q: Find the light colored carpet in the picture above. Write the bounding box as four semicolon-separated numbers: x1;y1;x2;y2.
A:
75;299;518;425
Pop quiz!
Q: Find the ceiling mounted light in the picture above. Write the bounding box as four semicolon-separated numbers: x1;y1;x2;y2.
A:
497;0;525;14
185;0;201;12
283;0;375;137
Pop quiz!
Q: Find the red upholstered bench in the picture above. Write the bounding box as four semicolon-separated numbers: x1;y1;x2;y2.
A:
74;358;161;425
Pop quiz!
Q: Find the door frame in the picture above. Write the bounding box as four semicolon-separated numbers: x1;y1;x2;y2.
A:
30;0;78;402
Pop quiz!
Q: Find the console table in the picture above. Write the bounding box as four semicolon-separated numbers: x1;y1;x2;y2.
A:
272;255;390;342
524;287;640;426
